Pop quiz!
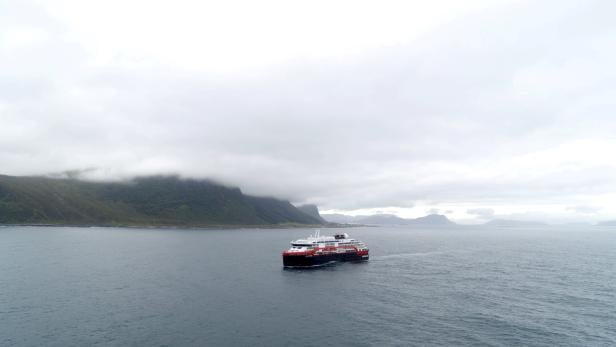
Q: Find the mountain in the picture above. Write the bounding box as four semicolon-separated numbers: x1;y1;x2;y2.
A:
321;213;454;226
353;214;409;225
296;204;327;223
0;175;324;226
484;219;547;227
406;214;454;225
319;213;364;224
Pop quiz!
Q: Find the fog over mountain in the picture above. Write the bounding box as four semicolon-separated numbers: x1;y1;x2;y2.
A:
322;213;454;226
2;0;616;223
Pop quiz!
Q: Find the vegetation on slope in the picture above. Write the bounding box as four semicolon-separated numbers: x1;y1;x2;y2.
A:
0;175;323;226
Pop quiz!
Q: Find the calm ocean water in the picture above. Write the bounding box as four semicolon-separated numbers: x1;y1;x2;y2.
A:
1;225;615;346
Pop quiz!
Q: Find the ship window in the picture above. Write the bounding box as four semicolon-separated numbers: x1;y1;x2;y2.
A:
292;244;314;249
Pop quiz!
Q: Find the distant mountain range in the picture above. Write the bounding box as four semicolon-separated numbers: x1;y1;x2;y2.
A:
482;219;548;227
484;219;614;227
324;211;616;227
0;175;325;227
322;213;454;226
4;173;612;228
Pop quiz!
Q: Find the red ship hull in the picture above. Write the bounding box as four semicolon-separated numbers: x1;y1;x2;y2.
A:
283;249;369;267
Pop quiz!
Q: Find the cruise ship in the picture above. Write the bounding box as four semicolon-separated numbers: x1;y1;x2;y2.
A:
282;231;369;268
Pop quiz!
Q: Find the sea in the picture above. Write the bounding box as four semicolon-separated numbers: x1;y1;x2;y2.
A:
1;225;615;346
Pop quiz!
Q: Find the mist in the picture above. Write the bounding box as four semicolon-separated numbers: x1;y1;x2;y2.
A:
2;0;616;223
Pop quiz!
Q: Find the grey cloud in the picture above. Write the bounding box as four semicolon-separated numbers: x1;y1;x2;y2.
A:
467;208;495;220
1;0;616;222
566;205;602;214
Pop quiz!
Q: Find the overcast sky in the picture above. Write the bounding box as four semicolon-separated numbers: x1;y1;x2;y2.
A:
2;0;616;223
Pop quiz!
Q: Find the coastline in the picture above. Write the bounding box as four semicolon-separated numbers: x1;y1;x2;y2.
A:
0;222;362;230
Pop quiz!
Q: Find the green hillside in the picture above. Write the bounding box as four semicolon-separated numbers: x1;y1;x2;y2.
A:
0;175;323;226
